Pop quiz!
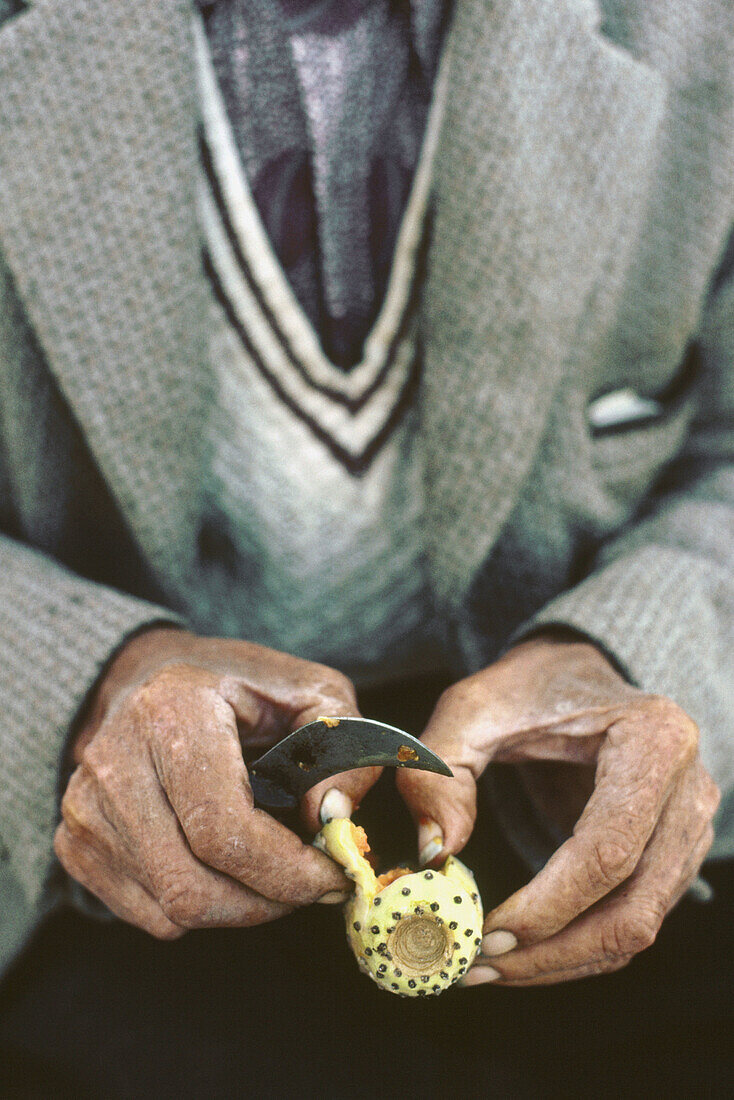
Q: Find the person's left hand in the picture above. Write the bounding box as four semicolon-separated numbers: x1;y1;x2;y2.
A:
388;634;720;987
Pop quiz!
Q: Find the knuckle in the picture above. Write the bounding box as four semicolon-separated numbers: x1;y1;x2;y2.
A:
597;954;635;977
179;798;216;837
60;788;94;840
644;696;699;763
157;871;208;928
674;721;700;766
438;678;479;711
127;677;165;712
701;824;716;859
183;809;231;868
701;775;721;817
79;746;118;794
585;836;637;893
53;824;75;868
147;918;186;941
609;908;659;957
435;685;457;714
128;665;197;716
146;663;196;690
124;683;167;733
432;680;481;726
312;666;358;708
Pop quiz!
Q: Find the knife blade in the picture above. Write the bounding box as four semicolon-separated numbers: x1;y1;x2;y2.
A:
248;717;452;811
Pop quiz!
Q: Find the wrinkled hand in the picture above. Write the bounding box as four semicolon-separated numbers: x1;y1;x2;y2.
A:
394;635;720;986
54;628;357;939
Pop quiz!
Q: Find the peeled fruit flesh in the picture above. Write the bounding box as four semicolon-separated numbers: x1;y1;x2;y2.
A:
315;819;483;997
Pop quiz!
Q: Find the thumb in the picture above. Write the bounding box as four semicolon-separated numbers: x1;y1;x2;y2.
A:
395;686;491;865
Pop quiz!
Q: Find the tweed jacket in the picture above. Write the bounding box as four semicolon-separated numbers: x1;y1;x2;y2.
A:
0;0;733;975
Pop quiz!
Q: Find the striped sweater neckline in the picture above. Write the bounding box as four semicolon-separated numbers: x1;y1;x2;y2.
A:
194;14;451;472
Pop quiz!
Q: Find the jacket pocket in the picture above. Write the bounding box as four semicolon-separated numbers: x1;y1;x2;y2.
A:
587;342;701;499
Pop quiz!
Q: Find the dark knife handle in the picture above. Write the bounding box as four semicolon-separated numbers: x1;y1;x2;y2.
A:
248;771;299;812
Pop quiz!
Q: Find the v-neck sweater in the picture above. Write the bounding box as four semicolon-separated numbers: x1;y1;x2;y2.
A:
201;0;448;368
194;18;451;681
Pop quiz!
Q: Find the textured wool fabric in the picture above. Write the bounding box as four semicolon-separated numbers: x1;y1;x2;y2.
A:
0;0;732;977
196;15;447;676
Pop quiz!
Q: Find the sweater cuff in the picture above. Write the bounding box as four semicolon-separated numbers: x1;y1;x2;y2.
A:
0;543;183;914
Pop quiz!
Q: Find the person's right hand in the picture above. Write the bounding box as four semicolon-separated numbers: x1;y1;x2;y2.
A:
54;627;358;939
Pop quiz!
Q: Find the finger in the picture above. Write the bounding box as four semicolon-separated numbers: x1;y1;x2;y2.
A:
393;673;622;865
393;684;493;861
301;765;382;834
461;954;632;988
470;764;717;986
133;786;295;929
140;836;294;931
670;825;717;908
468;818;713;990
54;822;183;941
291;688;361;729
664;763;719;910
481;701;698;946
67;756;295;928
396;768;478;864
152;688;351;905
219;661;361;744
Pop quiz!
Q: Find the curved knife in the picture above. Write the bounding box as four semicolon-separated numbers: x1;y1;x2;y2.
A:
248;717;452;811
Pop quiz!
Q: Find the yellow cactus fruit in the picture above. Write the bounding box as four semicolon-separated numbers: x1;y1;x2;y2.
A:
315;818;483;997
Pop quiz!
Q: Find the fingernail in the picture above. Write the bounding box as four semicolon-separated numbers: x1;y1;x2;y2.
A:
481;930;517;956
458;966;500;987
317;890;352;905
319;788;353;825
418;819;444;866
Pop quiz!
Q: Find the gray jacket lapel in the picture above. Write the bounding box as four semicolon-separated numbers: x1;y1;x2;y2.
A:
422;0;668;612
0;0;209;594
0;0;669;620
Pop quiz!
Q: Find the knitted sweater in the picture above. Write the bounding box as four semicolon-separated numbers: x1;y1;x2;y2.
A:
195;14;449;679
0;0;732;975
